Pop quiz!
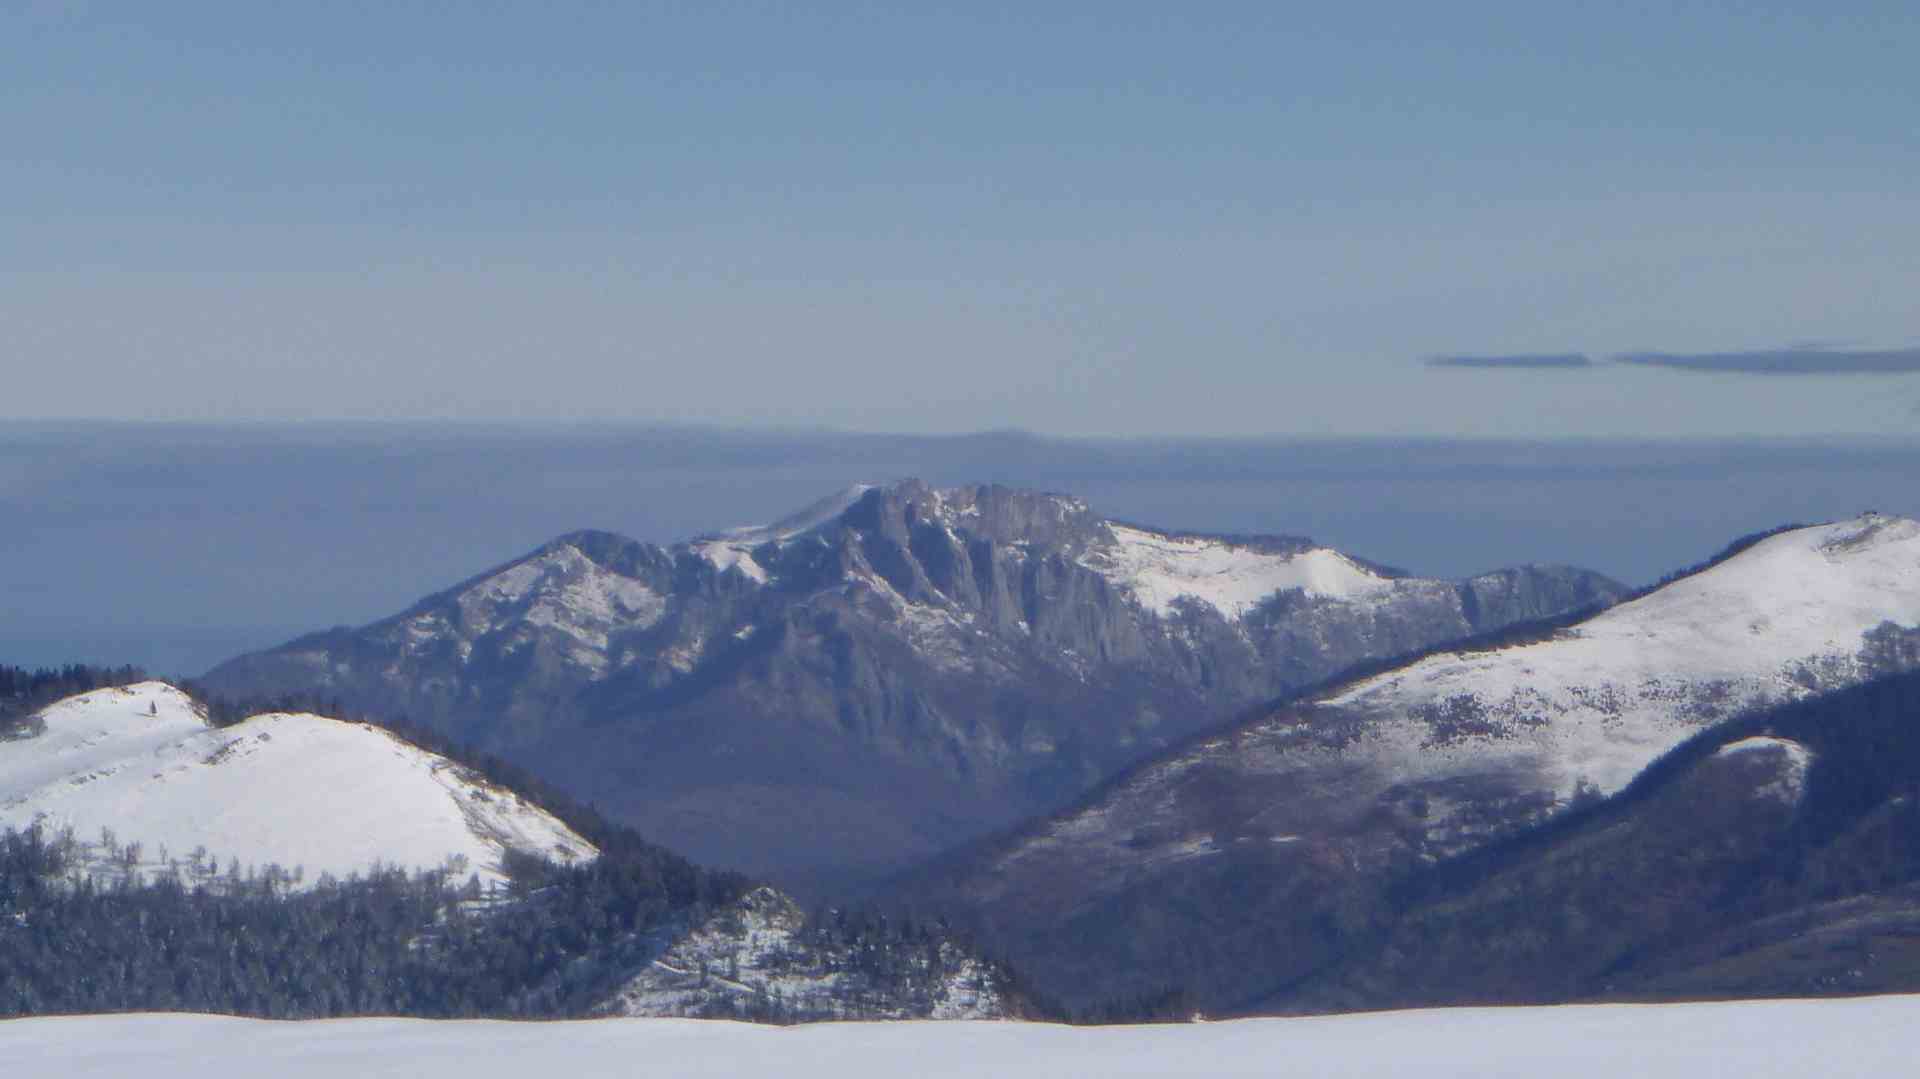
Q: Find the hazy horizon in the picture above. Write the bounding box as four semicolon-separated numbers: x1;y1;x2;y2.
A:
6;423;1916;678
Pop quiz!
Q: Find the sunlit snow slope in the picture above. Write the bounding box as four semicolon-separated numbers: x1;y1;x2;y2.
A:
1309;512;1920;802
0;683;593;886
1016;513;1920;875
1079;523;1395;619
12;997;1920;1079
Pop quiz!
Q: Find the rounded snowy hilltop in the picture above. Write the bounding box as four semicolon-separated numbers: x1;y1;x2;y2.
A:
0;682;594;888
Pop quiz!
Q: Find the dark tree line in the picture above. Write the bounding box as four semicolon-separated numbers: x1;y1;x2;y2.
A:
1;664;148;728
0;823;749;1019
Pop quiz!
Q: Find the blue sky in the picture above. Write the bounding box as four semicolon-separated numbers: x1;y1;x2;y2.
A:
6;3;1920;435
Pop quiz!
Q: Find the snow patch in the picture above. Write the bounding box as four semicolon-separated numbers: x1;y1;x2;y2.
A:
663;634;706;674
691;484;876;583
1080;525;1393;620
457;548;662;634
443;546;667;670
1716;736;1815;804
690;539;770;584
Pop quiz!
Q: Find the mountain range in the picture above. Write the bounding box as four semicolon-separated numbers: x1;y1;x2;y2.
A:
201;479;1624;890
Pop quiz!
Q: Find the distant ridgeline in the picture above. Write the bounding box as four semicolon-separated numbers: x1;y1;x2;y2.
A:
0;680;1034;1023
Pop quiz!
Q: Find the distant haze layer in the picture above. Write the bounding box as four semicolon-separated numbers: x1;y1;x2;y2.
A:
3;424;1915;677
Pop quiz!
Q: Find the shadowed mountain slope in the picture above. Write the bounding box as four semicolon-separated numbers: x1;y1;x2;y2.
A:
881;515;1920;1012
202;480;1621;891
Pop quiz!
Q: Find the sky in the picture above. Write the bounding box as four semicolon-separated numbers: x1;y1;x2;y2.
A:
5;3;1920;437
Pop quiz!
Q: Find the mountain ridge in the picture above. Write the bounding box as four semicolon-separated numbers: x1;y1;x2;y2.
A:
878;513;1920;1010
202;479;1625;890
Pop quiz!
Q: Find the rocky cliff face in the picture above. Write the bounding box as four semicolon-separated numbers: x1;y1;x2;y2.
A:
202;480;1623;891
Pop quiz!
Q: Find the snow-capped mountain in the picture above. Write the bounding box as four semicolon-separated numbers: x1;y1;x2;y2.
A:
202;479;1622;890
0;682;594;887
890;514;1920;1011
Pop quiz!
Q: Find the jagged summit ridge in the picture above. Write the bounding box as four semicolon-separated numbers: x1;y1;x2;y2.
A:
316;477;1582;698
681;479;1351;618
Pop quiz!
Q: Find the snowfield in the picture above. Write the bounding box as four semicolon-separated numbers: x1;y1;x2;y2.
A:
10;997;1920;1078
1313;513;1920;801
1081;525;1393;619
691;483;877;583
0;683;594;887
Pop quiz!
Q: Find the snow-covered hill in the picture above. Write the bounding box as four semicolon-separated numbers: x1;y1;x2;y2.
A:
201;479;1621;889
0;684;1019;1025
1304;512;1920;808
896;514;1920;1009
16;996;1920;1079
0;683;594;887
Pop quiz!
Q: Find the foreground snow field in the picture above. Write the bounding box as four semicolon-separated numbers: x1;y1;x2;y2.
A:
9;997;1920;1079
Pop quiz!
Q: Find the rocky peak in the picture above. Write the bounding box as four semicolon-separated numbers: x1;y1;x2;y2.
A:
201;480;1628;890
862;481;1103;549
